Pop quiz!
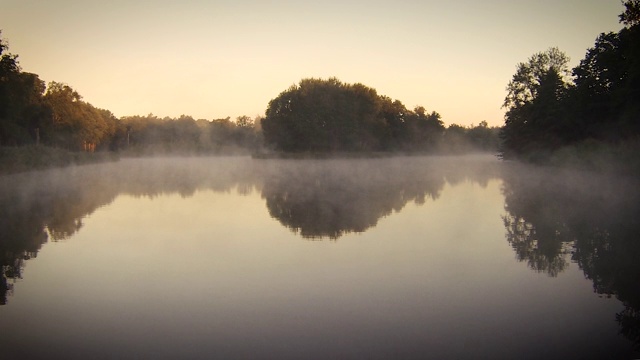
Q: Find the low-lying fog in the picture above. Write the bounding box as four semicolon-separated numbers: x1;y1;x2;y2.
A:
0;154;638;359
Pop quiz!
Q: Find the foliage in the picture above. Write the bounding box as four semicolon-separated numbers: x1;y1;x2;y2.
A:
503;47;571;110
620;0;640;27
43;81;118;150
501;48;572;160
441;121;501;154
1;30;502;161
0;32;119;151
0;31;46;146
119;114;262;155
0;30;262;158
572;23;640;140
500;2;640;167
262;78;446;153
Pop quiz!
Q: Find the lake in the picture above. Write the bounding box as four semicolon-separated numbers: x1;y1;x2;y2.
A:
0;155;638;359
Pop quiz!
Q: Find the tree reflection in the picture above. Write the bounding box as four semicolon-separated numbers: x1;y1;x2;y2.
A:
0;168;120;304
618;307;640;346
0;156;502;303
502;215;573;277
260;160;443;239
2;156;639;348
261;156;500;239
0;158;261;304
502;163;640;345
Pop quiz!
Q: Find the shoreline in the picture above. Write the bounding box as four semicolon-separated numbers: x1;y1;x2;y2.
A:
0;146;119;175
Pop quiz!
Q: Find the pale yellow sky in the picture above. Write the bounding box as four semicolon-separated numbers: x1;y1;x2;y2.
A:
0;0;623;126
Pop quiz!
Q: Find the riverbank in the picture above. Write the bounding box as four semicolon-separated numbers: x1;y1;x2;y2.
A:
544;139;640;176
252;150;500;160
0;145;119;175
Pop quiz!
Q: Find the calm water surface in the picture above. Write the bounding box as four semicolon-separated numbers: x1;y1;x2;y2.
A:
0;155;638;359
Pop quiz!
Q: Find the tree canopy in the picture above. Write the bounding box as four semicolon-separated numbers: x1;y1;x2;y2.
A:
1;30;499;163
620;0;640;27
500;1;640;164
261;77;446;153
0;31;263;156
501;48;572;159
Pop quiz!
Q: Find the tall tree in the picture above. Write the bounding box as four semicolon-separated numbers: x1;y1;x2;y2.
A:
262;78;440;153
501;48;572;160
572;1;640;140
43;82;116;150
405;106;444;151
377;96;408;150
620;0;640;27
0;31;34;145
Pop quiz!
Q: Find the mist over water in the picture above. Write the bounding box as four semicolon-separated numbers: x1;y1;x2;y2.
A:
0;155;638;359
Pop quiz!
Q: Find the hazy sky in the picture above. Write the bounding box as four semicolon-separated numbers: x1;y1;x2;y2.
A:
0;0;623;126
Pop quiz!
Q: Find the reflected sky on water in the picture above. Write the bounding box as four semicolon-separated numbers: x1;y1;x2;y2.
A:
0;155;637;359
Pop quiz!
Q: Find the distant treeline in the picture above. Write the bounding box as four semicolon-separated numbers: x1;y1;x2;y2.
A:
261;77;499;153
0;31;498;158
118;114;261;155
501;0;640;168
0;39;262;155
2;2;640;166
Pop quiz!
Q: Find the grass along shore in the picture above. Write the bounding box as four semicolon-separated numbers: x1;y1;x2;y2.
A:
0;145;119;175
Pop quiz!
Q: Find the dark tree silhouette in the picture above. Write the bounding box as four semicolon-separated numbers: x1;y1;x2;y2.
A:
261;157;500;239
261;78;444;153
500;2;640;167
620;0;640;27
500;48;571;161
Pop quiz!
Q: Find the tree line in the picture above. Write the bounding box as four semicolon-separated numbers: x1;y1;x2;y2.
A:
1;32;498;157
500;0;640;165
117;114;261;155
4;2;639;161
261;77;499;153
0;35;261;155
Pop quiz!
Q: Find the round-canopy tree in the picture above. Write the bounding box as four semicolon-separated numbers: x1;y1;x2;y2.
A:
261;78;384;152
261;78;444;153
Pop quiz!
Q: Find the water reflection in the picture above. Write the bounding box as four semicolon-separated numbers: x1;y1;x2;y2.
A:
0;168;118;304
2;155;639;350
261;156;499;238
501;163;640;345
0;156;500;304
